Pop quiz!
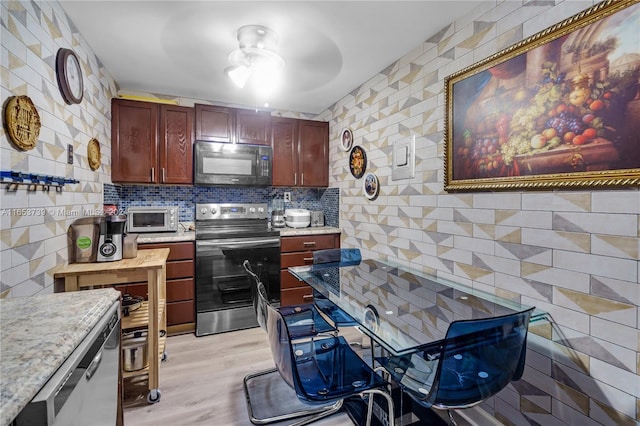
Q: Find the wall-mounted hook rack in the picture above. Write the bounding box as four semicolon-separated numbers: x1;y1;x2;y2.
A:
1;171;79;193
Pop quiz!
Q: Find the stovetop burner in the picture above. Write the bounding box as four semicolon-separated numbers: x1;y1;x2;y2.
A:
195;203;278;239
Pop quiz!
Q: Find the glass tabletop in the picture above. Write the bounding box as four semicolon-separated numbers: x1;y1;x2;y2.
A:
289;258;539;355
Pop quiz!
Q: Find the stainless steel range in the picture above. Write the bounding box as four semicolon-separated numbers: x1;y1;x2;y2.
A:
195;203;280;336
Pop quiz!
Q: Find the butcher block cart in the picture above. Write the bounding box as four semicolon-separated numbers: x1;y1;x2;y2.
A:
54;248;169;403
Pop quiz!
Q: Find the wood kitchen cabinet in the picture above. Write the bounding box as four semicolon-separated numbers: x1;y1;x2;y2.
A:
272;117;329;187
280;233;340;306
195;103;271;145
117;241;195;335
111;98;194;184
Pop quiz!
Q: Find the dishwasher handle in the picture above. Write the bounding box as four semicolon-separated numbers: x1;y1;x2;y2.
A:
85;350;103;381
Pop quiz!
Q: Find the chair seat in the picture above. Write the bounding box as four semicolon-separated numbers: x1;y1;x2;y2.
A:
280;303;337;339
313;297;358;326
292;335;388;404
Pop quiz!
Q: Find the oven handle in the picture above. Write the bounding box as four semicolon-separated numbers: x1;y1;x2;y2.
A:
197;237;280;250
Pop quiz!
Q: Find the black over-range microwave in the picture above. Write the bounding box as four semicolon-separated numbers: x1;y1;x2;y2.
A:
194;141;272;186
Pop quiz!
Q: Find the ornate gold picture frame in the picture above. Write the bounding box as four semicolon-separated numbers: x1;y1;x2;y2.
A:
444;0;640;191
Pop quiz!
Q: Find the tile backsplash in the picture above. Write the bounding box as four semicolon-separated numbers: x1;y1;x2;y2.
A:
105;184;339;227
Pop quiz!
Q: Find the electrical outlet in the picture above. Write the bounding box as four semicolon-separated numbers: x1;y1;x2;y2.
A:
284;192;291;203
67;144;74;164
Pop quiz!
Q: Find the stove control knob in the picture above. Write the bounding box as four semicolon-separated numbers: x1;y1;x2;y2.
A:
210;207;217;215
257;207;264;213
249;207;255;213
200;207;207;215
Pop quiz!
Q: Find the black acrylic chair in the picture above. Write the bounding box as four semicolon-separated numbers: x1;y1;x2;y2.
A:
376;308;534;426
265;285;396;426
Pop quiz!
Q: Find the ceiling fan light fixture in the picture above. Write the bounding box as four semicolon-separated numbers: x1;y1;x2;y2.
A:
225;64;251;88
226;25;285;96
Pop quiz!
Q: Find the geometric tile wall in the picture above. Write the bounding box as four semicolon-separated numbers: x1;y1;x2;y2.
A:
316;1;639;424
0;1;117;297
1;0;638;424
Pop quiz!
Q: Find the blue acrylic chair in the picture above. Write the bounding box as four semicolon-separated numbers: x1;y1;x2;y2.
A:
376;308;534;426
243;260;341;424
243;260;336;338
310;248;360;327
265;287;396;426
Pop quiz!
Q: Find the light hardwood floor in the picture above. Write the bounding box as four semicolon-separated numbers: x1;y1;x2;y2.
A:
122;328;354;426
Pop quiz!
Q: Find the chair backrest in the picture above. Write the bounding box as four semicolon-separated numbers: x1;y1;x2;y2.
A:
243;260;268;331
264;295;298;391
312;248;361;265
423;308;534;409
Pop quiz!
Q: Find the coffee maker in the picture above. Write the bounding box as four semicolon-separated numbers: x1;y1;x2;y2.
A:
97;214;127;262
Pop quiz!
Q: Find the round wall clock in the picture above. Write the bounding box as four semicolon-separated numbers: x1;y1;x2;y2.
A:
56;48;84;104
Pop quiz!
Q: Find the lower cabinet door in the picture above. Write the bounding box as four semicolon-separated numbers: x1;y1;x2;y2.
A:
167;300;195;326
280;285;313;306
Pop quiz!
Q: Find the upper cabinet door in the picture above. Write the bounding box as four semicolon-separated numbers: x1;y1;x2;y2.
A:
298;120;329;187
159;105;194;184
272;117;298;186
195;104;234;143
236;109;272;145
111;99;159;183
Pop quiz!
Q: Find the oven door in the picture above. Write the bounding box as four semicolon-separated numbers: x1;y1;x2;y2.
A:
195;236;280;335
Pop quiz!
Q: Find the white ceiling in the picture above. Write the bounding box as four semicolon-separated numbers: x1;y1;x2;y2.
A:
59;1;487;115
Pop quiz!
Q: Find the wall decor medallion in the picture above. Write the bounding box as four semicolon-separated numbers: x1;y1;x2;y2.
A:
349;145;367;178
362;172;379;200
444;0;640;191
4;95;41;151
56;48;84;104
88;138;101;170
340;128;353;151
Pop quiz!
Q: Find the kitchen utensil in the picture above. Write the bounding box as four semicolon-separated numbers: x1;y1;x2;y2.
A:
122;330;148;371
285;209;310;228
123;233;138;259
310;211;324;227
271;197;285;228
121;293;144;317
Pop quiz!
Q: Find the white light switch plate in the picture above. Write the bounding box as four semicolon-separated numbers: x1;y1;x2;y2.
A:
392;135;415;181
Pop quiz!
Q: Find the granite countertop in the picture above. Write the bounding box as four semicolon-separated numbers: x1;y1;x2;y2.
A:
137;231;195;244
278;226;341;236
135;227;340;243
0;288;121;426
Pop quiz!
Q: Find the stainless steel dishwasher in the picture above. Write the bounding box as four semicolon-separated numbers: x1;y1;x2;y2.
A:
15;300;120;426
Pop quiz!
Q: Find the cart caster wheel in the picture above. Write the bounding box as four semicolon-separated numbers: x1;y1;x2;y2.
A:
161;351;168;362
147;389;161;404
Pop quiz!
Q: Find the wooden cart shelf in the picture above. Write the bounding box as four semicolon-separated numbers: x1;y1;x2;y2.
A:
54;248;169;404
122;300;166;330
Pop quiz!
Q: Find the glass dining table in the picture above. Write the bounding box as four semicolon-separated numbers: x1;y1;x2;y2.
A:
288;258;542;356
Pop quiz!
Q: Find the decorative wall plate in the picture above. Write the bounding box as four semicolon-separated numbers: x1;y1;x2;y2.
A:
88;138;101;170
363;172;379;200
349;145;367;178
4;96;41;151
340;128;353;151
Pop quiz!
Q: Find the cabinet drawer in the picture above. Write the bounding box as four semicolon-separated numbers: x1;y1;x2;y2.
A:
281;252;315;268
167;260;194;280
281;270;306;289
140;242;194;261
166;278;194;302
167;300;195;325
280;234;339;252
280;286;313;307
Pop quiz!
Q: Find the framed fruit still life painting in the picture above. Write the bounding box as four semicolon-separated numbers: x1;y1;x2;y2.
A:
444;0;640;191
